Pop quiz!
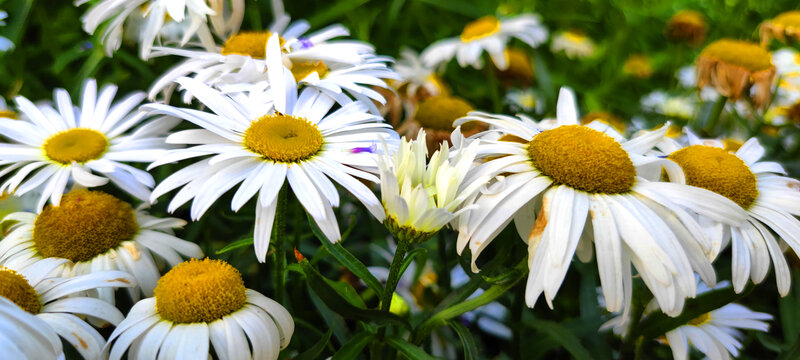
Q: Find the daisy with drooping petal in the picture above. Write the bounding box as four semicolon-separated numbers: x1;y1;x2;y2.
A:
0;297;64;360
657;132;800;295
0;189;203;303
665;10;707;47
0;79;177;211
421;14;547;70
106;258;294;360
760;10;800;46
696;39;776;108
75;0;244;59
0;257;135;359
455;88;748;318
379;129;487;243
662;285;771;360
550;30;596;59
148;1;381;105
147;35;398;262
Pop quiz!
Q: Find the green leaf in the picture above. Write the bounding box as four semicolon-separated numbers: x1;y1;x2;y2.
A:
307;0;371;27
307;213;385;295
294;329;333;360
780;334;800;360
324;276;367;309
216;237;254;254
332;330;375;360
298;259;410;329
447;320;479;360
386;336;438;360
527;319;592;360
307;285;351;345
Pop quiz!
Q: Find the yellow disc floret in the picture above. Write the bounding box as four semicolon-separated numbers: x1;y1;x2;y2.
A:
43;128;109;165
668;145;758;208
772;11;800;29
460;16;501;42
414;96;474;131
0;268;41;314
221;31;284;59
154;258;247;323
699;39;772;72
687;312;711;326
291;61;329;82
527;125;636;194
33;190;138;262
244;113;324;163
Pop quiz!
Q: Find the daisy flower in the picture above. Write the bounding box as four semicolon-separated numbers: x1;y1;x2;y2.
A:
658;132;800;295
662;285;771;360
0;297;64;360
0;10;13;52
0;79;177;211
146;36;398;262
421;14;547;70
75;0;244;59
505;88;542;114
0;189;204;303
454;88;748;317
550;30;596;59
0;257;135;359
387;48;449;125
640;91;697;120
106;258;294;360
665;10;707;47
760;10;800;46
379;129;487;243
0;96;17;119
696;39;775;108
148;3;379;105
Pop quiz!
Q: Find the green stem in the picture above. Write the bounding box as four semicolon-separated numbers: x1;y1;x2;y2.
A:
704;96;727;136
380;237;412;312
411;258;527;344
273;184;288;303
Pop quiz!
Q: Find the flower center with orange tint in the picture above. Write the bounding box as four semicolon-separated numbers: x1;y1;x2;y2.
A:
527;125;636;194
0;268;41;314
699;39;772;72
668;145;758;208
43;128;108;165
244;113;324;163
154;258;247;323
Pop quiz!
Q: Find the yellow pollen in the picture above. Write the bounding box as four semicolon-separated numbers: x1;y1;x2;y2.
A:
0;268;41;314
687;312;711;326
154;258;247;323
722;139;743;152
0;110;17;119
668;145;758;208
291;60;329;81
221;31;284;59
527;125;636;194
415;96;474;131
33;190;138;262
699;39;772;72
243;113;323;163
460;16;501;42
772;11;800;28
43;128;108;165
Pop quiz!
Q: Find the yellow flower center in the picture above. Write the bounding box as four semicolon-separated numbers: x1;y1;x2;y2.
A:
415;96;474;131
699;39;772;72
772;11;800;29
687;312;711;326
670;10;706;27
527;125;636;194
221;31;284;59
564;31;587;43
33;189;138;262
0;110;17;119
500;48;534;79
243;113;324;163
668;145;758;208
0;268;41;314
291;60;329;82
43;128;109;165
154;258;247;323
460;16;501;42
623;55;653;78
